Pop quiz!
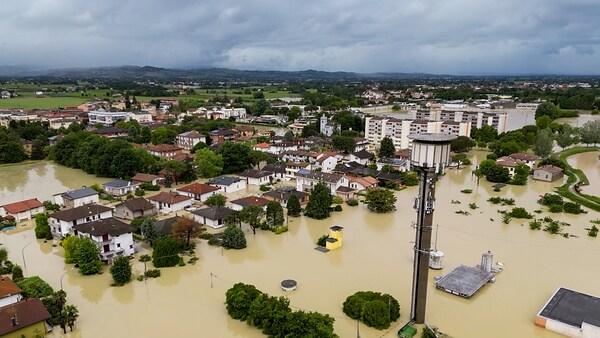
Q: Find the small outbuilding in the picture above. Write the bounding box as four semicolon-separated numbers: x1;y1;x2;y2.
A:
533;165;564;182
535;288;600;337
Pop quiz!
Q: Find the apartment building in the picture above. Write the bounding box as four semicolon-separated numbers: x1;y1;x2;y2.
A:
416;109;508;133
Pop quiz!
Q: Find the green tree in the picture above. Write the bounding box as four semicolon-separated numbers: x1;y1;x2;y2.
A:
225;283;263;321
534;128;554;158
332;135;356;153
161;160;188;184
304;183;332;220
152;236;181;268
286;195;302;217
110;256;132;286
34;213;52;240
450;136;475;153
151;126;177;145
11;265;24;281
535;115;553;129
342;291;400;330
62;236;81;264
485;164;510;183
74;237;102;275
282;310;336;338
535;102;560;120
195;148;223;177
140;218;157;245
471;125;498;144
205;194;226;207
171;217;201;249
364;188;397;213
580;120;600;145
378;137;395;158
265;201;285;228
218;142;253;173
511;164;530;185
41;290;66;326
556;124;577;149
61;304;79;333
222;225;247;249
283;130;295;142
241;205;265;234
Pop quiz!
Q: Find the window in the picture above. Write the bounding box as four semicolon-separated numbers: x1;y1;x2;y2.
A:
117;243;121;248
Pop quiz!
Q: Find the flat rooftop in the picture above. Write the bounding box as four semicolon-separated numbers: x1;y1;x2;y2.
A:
435;265;494;298
538;288;600;328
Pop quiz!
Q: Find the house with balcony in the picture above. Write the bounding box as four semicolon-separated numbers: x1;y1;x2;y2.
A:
72;217;135;262
49;203;113;237
146;144;184;160
295;169;348;195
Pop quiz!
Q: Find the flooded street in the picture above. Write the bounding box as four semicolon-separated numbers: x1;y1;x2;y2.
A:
1;153;599;338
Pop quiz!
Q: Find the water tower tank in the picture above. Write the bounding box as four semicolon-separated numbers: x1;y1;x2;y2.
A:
429;250;444;270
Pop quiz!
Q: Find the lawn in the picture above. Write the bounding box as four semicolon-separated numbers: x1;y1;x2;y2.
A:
0;96;88;109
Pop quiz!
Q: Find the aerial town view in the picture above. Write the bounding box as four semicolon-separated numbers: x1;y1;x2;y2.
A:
0;1;599;338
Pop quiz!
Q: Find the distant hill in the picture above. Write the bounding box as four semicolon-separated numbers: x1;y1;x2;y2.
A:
0;65;445;82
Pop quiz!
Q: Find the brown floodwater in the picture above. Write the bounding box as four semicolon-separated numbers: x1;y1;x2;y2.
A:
567;151;600;196
0;161;108;205
1;153;599;338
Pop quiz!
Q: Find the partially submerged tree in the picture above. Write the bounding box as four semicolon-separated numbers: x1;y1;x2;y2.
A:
304;183;332;220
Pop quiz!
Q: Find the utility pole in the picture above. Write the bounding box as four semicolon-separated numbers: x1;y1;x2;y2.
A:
408;133;455;324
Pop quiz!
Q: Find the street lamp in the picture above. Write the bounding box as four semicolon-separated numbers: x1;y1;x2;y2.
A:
408;133;455;324
21;241;33;274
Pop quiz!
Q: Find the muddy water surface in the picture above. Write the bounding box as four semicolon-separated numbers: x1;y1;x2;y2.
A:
1;154;599;338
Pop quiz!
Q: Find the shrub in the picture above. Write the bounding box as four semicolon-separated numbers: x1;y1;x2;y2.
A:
317;235;328;247
273;226;288;234
152;236;181;268
34;213;52;240
563;202;584;214
588;225;598;237
333;205;343;212
508;207;532;219
225;283;263;321
110;256;132;286
259;185;271;192
144;269;161;278
460;189;473;194
134;188;145;197
139;254;151;262
468;203;478;210
331;196;344;205
487;197;515;205
222;225;247;249
286;195;302;217
544;220;562;234
346;199;359;206
529;220;542;230
364;188;397;213
140;183;160;191
549;204;563;213
16;276;54;298
342;291;400;329
11;265;24;282
539;193;563;206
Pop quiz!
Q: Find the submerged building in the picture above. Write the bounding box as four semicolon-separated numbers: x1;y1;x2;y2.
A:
535;288;600;338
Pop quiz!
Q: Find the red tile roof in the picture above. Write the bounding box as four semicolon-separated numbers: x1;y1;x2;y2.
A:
231;196;270;207
177;182;219;195
148;192;191;204
0;299;50;336
1;199;42;214
0;277;21;298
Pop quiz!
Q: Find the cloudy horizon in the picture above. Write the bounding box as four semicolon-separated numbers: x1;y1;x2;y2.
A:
1;0;599;75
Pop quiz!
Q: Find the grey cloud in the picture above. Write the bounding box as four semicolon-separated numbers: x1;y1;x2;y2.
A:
0;0;599;74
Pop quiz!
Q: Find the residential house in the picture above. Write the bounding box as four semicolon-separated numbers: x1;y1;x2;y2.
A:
350;150;375;166
114;198;156;220
131;173;164;186
376;172;404;187
209;128;238;143
239;169;273;186
508;153;540;169
280;150;318;164
52;187;99;208
147;192;192;214
230;196;270;211
147;144;184;160
208;176;246;194
151;216;186;236
176;131;206;151
0;199;44;222
102;179;140;197
262;164;287;180
295;169;349;195
533;165;564;182
320;115;340;136
49;203;113;237
0;277;23;308
91;127;129;138
376;158;409;172
0;299;50;338
262;188;309;206
72;217;135;262
191;206;235;229
268;142;298;155
348;175;378;191
252;143;271;152
353;138;370;152
316;153;338;173
176;183;220;202
495;156;521;177
284;162;311;179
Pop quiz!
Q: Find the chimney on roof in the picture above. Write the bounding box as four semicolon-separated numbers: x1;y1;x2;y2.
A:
10;313;18;327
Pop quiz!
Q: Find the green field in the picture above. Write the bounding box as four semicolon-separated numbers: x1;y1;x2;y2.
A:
0;96;88;109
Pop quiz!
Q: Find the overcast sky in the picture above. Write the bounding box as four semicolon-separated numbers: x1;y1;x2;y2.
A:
1;0;599;74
